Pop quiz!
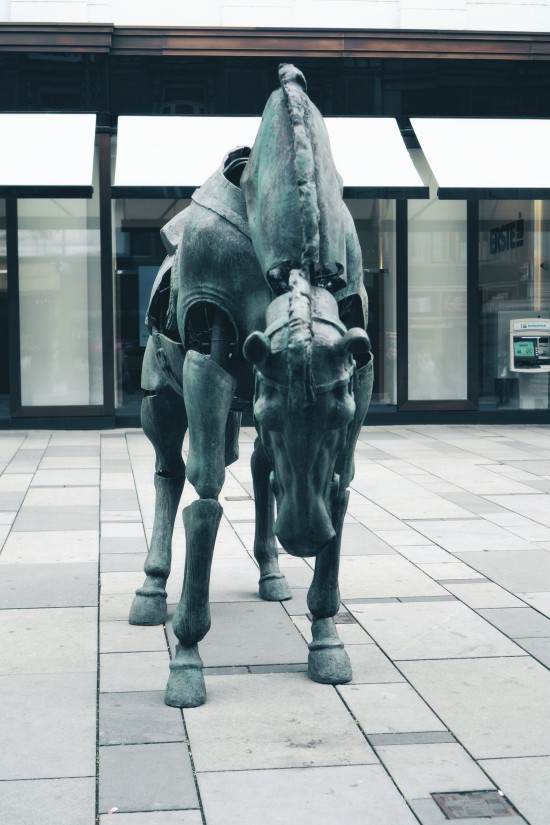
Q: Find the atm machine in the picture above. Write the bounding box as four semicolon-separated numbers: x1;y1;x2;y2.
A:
509;319;550;408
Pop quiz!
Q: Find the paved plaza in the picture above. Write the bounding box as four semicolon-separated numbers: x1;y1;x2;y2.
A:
1;424;550;824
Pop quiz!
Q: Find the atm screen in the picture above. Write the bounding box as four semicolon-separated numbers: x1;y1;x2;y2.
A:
514;340;536;358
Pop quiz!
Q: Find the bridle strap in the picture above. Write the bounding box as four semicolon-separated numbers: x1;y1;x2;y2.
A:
255;364;355;396
264;314;347;339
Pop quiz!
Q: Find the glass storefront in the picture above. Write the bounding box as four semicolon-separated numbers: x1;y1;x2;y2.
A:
479;200;550;410
408;153;468;401
17;153;102;408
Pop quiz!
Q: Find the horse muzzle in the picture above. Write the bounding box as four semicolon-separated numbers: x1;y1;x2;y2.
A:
274;495;335;558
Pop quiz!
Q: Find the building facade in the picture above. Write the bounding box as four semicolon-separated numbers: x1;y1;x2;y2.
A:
1;2;550;427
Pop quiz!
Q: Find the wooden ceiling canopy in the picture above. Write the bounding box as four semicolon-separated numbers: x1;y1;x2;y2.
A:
0;24;548;61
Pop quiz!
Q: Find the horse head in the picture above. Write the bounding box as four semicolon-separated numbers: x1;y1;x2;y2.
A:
244;271;370;558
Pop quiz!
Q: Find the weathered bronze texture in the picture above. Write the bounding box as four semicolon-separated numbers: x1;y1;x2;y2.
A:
130;64;372;706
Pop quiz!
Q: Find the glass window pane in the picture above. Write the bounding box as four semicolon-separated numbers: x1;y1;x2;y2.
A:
408;151;468;401
18;155;102;407
479;200;550;411
114;117;260;187
0;198;7;418
0;114;95;186
347;199;396;405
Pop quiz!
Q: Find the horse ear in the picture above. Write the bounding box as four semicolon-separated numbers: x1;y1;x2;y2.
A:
243;331;271;366
338;328;371;358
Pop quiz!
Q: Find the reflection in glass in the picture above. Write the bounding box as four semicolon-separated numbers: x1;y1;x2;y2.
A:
347;199;396;405
479;200;550;410
18;157;102;406
408;151;467;401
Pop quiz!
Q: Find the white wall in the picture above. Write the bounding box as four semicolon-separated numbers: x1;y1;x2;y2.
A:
4;0;550;32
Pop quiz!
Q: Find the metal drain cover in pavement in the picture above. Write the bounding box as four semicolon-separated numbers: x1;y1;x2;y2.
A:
432;791;517;819
306;612;357;624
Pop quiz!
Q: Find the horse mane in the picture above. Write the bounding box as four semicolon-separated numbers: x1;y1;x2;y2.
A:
287;271;316;410
278;64;322;410
278;63;320;275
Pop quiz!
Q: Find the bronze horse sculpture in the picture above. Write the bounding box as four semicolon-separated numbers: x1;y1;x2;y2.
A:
129;64;373;707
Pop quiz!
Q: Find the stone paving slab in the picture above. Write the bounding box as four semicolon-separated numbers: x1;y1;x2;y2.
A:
0;777;96;825
454;549;550;592
0;490;25;510
0;529;99;564
12;505;99;532
184;672;377;772
416;560;489;581
374;742;495;800
409;519;535;553
98;742;198;814
166;601;308;667
100;552;147;572
197;764;418;825
31;468;100;486
100;651;170;693
44;445;100;457
0;562;98;608
0;606;97;674
346;645;407;684
488;492;550;526
518;591;550;617
99;691;185;745
100;620;166;653
337;682;447;734
339;522;396;555
516;636;550;667
438;490;508;514
443;581;526;608
99;814;203;825
347;600;524;660
101;536;148;554
479;755;550;825
400;657;550;759
477;606;550;638
0;672;97;779
23;485;100;507
338;555;447;599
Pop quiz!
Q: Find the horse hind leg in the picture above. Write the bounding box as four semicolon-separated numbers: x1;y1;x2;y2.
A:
251;438;291;601
165;347;235;708
129;387;187;626
306;486;352;685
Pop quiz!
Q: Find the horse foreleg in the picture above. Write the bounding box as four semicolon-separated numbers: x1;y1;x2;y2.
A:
251;438;291;601
129;387;187;626
165;350;235;708
307;486;351;685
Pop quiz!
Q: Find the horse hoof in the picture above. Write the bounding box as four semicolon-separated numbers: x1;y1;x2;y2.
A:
308;617;352;684
259;573;292;601
308;646;352;684
164;644;206;708
129;587;167;626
